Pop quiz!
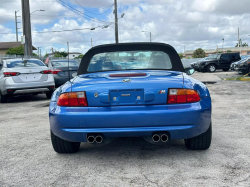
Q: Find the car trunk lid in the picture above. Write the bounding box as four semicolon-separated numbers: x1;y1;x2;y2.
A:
53;66;78;78
7;67;49;83
72;71;184;106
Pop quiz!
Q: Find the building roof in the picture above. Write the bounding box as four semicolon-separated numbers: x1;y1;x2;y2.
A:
47;52;82;55
184;47;250;55
0;42;37;50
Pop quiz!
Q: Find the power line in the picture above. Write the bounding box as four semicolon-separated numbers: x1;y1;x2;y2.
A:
56;0;113;24
122;17;143;38
74;0;114;15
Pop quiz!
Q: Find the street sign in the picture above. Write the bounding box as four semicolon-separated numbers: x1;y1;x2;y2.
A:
21;35;25;44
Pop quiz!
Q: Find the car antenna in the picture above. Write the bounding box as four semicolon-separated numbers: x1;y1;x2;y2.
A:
67;42;70;82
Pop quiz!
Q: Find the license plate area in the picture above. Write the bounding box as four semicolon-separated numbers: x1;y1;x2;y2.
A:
110;89;144;105
20;73;40;81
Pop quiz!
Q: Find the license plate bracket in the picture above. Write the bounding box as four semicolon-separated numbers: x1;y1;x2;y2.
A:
109;89;144;106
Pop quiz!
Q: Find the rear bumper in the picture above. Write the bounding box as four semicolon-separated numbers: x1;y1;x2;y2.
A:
1;76;55;95
49;97;212;142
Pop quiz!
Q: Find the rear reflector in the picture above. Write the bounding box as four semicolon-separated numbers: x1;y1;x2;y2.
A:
167;89;200;104
57;92;88;107
4;72;20;77
109;73;147;77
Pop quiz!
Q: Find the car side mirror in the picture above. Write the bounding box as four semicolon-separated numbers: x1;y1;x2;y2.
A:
185;67;195;75
72;72;77;78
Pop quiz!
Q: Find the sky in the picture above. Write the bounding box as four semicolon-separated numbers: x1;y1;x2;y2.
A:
1;0;250;56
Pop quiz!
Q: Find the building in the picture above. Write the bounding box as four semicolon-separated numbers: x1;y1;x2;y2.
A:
0;42;37;55
184;46;250;58
47;52;82;59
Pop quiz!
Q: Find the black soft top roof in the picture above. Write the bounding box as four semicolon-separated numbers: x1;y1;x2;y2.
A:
77;42;184;75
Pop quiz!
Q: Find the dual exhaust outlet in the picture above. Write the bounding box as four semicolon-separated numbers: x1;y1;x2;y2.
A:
87;135;103;144
152;133;169;143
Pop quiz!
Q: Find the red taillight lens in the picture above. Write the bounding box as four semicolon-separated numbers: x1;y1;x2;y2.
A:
57;92;88;107
4;72;19;77
51;70;62;74
41;70;51;74
167;89;200;104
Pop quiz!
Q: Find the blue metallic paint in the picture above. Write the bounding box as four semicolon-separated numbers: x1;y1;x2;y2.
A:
49;70;211;143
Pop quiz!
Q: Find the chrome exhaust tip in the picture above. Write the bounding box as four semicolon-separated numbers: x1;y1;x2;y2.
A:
95;135;103;143
152;134;160;142
87;136;95;143
161;134;169;142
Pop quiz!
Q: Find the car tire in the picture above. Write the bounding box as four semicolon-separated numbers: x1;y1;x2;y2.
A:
46;91;53;99
207;64;216;73
184;123;212;150
0;91;8;103
51;131;80;153
222;68;229;71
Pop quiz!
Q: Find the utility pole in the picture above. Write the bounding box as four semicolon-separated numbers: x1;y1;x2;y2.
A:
37;47;40;56
15;11;21;42
238;27;239;48
222;38;224;53
184;45;185;53
114;0;118;43
21;0;32;56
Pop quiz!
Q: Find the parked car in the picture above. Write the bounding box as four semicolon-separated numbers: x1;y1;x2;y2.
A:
0;58;55;103
49;43;212;153
198;53;241;72
48;60;79;87
236;58;250;73
191;57;209;71
230;55;250;71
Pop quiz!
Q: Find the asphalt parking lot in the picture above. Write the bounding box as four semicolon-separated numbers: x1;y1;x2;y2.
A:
1;71;250;186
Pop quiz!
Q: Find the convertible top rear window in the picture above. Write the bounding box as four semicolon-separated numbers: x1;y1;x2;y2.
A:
87;51;172;72
78;43;184;75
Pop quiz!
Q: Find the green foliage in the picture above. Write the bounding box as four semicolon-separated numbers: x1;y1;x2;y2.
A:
6;45;24;55
178;53;184;59
226;50;232;53
193;48;205;58
75;54;84;59
32;53;38;56
235;39;249;47
54;51;68;57
186;56;192;59
54;53;63;58
44;54;48;57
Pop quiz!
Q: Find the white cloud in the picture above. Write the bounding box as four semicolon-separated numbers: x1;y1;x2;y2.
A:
1;0;250;55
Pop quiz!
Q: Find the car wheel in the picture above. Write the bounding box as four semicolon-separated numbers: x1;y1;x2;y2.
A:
222;68;229;71
0;91;8;103
207;64;216;73
184;123;212;150
51;131;80;153
46;91;53;99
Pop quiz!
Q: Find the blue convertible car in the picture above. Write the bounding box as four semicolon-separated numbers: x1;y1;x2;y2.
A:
49;43;212;153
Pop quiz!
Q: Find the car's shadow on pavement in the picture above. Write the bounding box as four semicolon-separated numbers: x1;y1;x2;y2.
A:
5;94;49;103
61;137;205;159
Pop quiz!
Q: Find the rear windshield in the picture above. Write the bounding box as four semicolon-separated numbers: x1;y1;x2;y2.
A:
87;51;172;72
51;61;78;67
6;60;45;68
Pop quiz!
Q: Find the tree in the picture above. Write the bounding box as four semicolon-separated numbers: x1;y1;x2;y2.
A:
226;50;232;53
32;53;38;56
178;53;184;59
235;39;249;47
193;48;205;58
6;45;24;55
74;54;84;59
54;51;68;57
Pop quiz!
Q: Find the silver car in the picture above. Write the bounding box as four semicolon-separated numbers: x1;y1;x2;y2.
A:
0;58;55;103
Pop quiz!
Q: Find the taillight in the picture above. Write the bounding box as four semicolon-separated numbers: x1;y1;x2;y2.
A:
167;89;200;104
41;70;51;74
51;70;62;74
57;92;88;107
40;70;62;74
4;72;20;77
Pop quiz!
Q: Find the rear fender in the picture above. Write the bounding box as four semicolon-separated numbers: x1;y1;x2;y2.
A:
51;81;72;102
182;74;210;98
